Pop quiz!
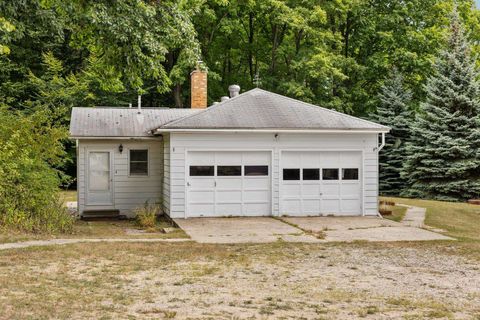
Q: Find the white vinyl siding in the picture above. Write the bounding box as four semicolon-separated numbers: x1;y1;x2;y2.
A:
162;134;171;215
168;132;380;218
77;139;163;217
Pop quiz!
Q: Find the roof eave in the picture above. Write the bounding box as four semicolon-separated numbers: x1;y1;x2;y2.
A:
153;128;390;134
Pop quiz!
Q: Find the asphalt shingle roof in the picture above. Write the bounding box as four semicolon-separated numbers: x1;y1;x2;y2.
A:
69;107;200;137
158;88;389;132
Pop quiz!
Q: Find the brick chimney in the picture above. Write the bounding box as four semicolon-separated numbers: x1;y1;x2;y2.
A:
190;64;207;109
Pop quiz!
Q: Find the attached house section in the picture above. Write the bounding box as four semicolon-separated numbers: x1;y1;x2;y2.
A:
77;139;163;217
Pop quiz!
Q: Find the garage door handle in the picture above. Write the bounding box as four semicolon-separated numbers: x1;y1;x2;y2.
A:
187;182;190;187
319;192;323;196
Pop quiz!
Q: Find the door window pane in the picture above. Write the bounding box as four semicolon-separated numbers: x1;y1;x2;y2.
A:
217;165;241;176
303;168;320;180
130;149;148;175
342;168;359;180
89;152;110;191
245;165;268;176
283;168;300;180
322;168;339;180
190;166;214;176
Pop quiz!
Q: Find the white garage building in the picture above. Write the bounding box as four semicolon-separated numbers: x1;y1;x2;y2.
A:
70;87;389;219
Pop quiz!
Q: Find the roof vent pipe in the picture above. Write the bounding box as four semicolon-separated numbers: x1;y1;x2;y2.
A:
137;95;142;112
129;103;132;108
221;96;230;102
228;84;240;98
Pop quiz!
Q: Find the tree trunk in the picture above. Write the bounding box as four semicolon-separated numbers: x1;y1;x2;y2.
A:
174;84;183;108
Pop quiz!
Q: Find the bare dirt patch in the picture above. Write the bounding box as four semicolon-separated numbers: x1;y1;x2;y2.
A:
0;241;479;319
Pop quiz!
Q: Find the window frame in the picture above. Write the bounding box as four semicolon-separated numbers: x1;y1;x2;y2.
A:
128;148;149;177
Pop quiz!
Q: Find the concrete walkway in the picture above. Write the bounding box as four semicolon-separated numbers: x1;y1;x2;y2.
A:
0;238;190;251
399;205;426;228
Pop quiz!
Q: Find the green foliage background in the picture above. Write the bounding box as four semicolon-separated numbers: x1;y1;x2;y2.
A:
1;0;480;231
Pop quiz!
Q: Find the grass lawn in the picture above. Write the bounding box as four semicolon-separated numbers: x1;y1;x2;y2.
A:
1;198;480;318
59;189;77;205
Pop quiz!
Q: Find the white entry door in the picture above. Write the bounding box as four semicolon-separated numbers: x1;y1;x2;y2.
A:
280;151;362;216
86;151;113;206
187;151;271;217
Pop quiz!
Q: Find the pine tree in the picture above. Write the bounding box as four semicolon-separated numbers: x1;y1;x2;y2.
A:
373;69;413;195
402;11;480;201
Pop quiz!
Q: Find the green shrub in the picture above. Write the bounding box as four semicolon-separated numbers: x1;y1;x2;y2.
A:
134;204;161;229
0;108;74;233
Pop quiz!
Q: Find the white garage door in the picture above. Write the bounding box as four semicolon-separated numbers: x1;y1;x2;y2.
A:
187;151;271;217
280;151;362;216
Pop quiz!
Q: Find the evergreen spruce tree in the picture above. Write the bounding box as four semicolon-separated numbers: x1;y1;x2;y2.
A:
373;69;413;195
402;11;480;201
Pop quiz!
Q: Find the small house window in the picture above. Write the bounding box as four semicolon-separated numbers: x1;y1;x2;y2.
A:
342;168;359;180
303;168;320;180
129;149;148;175
283;168;300;180
322;168;339;180
217;166;241;176
190;166;214;176
245;165;268;176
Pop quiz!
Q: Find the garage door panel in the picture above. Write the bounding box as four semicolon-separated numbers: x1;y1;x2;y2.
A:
341;184;360;195
189;204;214;217
301;152;320;167
322;184;340;196
283;153;300;167
302;184;321;196
216;190;242;202
187;151;271;217
189;152;215;165
281;151;362;216
244;190;269;202
243;178;269;189
341;199;360;212
243;203;270;216
282;199;301;215
190;178;215;188
216;152;242;165
189;191;215;203
303;199;321;213
283;184;301;196
320;153;340;166
216;203;242;216
216;177;242;188
340;152;362;166
322;200;340;213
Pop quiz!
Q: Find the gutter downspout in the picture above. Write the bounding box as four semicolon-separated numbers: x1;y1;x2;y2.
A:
376;132;386;218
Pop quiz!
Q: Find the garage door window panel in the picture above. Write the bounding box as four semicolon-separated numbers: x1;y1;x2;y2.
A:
217;166;241;176
322;168;339;180
342;168;359;180
190;166;214;176
283;169;300;180
303;168;320;180
245;165;268;176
